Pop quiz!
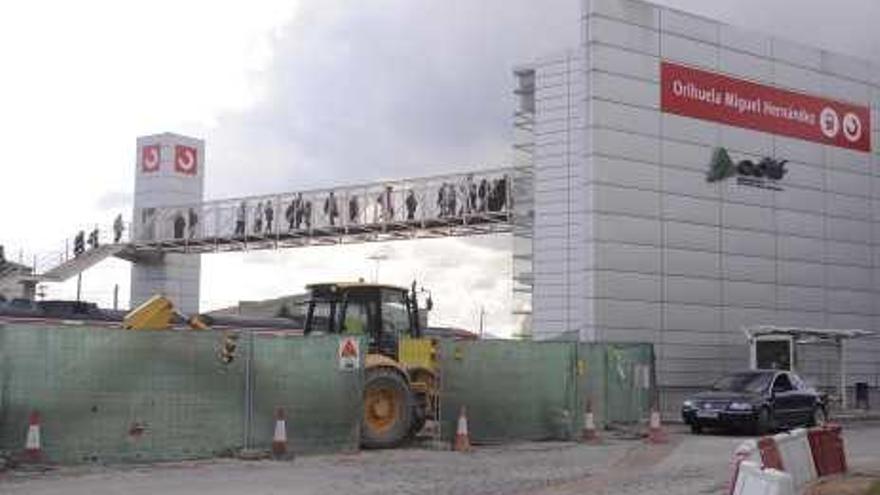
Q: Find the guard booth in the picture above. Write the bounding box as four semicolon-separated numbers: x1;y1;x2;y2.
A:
744;326;876;410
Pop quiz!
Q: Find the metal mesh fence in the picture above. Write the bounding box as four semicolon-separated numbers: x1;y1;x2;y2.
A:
0;324;362;463
0;322;654;461
439;341;655;443
439;340;578;442
250;333;362;455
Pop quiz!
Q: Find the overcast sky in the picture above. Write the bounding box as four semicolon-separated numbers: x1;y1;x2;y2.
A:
1;0;878;336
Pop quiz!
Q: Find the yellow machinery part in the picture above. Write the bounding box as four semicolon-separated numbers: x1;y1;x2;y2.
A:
123;294;174;330
398;338;437;371
365;353;409;378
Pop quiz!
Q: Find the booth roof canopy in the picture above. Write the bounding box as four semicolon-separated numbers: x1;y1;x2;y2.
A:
743;325;876;341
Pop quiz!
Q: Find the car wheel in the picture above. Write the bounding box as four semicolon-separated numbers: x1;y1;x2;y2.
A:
809;407;826;428
754;407;772;436
690;423;703;434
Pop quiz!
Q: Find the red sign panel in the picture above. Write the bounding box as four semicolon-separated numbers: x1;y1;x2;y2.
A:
174;145;198;176
661;61;871;152
141;144;160;173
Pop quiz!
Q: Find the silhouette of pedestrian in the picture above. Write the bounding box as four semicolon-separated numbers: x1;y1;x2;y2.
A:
173;214;186;239
377;185;394;222
478;178;489;212
446;183;457;218
254;201;264;234
285;198;296;231
294;193;304;229
464;174;476;214
113;214;124;243
303;200;312;229
264;202;274;234
348;195;360;224
188;208;198;239
88;226;99;249
74;231;85;256
324;191;339;226
405;190;418;221
436;183;447;217
235;201;246;236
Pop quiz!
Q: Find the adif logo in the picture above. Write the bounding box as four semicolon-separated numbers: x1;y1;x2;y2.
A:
842;112;863;142
820;107;840;139
141;144;160;173
707;147;787;190
174;145;198;176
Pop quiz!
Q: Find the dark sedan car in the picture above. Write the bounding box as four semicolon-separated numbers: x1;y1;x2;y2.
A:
681;370;826;434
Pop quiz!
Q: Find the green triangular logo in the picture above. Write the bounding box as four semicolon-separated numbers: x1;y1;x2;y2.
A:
707;147;736;182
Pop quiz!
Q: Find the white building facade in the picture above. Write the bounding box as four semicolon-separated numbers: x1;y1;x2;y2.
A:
522;0;880;407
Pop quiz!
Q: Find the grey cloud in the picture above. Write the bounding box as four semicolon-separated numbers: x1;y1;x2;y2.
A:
198;0;579;200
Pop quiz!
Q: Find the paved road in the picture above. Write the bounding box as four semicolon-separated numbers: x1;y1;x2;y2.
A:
3;423;879;495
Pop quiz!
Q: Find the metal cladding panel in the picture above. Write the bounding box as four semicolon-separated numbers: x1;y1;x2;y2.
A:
587;16;659;55
664;276;721;306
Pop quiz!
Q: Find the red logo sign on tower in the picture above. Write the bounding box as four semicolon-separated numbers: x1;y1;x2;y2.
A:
660;61;871;152
141;144;161;173
174;145;198;176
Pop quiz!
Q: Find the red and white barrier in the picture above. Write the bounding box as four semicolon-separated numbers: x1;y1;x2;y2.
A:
771;429;816;491
728;440;758;495
730;423;848;492
732;461;795;495
807;424;847;476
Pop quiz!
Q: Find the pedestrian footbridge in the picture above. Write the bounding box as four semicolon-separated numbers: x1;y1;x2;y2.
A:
2;166;531;290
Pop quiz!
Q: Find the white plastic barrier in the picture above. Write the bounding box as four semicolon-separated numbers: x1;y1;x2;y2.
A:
728;440;759;495
772;428;817;490
732;461;795;495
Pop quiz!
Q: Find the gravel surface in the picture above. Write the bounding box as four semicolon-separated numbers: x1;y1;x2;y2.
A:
3;423;879;495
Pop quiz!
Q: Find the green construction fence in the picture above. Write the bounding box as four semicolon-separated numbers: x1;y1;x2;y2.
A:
0;324;362;463
0;322;653;462
439;341;655;443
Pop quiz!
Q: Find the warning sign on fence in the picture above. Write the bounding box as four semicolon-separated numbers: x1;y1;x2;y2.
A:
338;337;360;371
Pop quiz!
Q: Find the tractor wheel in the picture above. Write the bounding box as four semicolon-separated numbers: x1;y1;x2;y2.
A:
362;368;413;449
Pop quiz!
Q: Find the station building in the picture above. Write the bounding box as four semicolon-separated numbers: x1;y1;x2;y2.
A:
516;0;880;408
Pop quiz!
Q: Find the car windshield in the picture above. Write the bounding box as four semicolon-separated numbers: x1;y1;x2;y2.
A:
711;373;772;393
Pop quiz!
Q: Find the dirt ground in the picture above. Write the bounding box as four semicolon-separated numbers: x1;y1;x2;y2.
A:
3;422;879;495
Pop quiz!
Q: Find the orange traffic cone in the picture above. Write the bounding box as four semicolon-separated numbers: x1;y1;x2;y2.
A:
453;406;472;452
272;407;290;459
24;410;42;462
646;408;667;444
581;400;600;444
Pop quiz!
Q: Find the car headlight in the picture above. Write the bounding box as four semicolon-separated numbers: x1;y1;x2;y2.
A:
682;399;695;409
728;402;753;411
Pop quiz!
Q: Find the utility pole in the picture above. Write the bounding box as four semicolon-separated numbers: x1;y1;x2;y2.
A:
367;252;389;283
113;284;119;311
76;273;82;302
479;306;485;339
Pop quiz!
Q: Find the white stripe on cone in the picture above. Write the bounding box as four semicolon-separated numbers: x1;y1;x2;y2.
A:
454;406;471;452
585;411;595;431
650;410;660;429
26;424;40;450
274;419;287;443
25;410;42;462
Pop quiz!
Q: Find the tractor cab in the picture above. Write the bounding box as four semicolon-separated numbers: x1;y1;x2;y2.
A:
303;282;425;359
